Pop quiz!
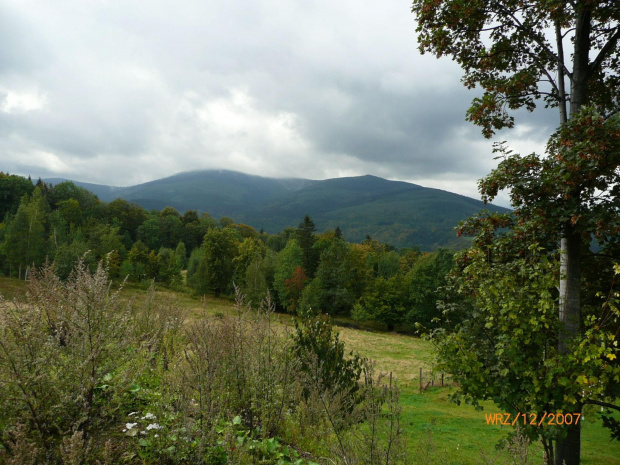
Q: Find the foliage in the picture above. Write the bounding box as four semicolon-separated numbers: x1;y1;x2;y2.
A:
428;110;620;462
0;261;138;462
233;237;267;288
0;172;34;217
301;238;366;315
192;227;239;297
105;198;149;242
412;0;620;137
405;249;454;330
243;251;275;308
48;181;100;215
273;239;304;311
296;215;319;278
138;216;162;251
354;276;407;331
283;266;308;313
53;240;93;280
2;187;49;279
0;178;461;329
291;314;364;410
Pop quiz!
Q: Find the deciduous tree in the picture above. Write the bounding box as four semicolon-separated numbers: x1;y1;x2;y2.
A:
0;172;34;216
3;188;49;279
273;239;304;311
193;227;239;297
412;1;620;463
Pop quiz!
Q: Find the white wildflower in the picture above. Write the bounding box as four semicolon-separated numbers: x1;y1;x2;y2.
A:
146;423;162;431
125;422;138;430
142;412;156;420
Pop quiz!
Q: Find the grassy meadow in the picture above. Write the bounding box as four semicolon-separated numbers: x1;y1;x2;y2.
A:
1;278;618;464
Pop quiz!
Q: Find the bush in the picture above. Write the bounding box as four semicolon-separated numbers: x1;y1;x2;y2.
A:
0;260;186;464
291;314;364;412
0;261;138;462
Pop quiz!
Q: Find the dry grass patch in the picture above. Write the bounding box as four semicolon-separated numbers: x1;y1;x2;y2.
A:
0;277;28;301
336;326;434;389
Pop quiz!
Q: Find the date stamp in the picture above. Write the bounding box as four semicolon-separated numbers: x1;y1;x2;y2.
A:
485;412;581;427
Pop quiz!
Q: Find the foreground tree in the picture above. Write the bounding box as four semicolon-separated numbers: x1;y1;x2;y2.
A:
435;114;620;458
412;1;620;463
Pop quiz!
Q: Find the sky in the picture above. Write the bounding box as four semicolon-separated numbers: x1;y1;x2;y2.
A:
0;0;560;205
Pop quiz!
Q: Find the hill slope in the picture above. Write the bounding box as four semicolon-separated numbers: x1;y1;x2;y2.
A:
46;170;508;250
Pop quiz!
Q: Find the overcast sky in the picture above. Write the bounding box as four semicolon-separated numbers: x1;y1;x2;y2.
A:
1;0;559;204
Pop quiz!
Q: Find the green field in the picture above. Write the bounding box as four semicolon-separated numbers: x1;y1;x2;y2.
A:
2;279;618;464
336;326;620;465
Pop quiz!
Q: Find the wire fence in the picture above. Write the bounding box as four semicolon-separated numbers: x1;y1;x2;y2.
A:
418;367;453;393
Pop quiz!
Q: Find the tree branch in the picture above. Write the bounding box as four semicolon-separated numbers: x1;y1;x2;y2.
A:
494;1;560;69
589;27;620;78
584;399;620;412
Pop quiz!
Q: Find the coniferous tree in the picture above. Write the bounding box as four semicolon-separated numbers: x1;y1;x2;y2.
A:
296;215;319;278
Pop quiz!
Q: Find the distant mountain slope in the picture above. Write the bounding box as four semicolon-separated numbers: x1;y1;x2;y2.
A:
114;170;314;216
243;175;504;249
45;170;509;250
44;178;123;202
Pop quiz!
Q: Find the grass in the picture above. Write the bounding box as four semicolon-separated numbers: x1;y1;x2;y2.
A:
337;323;620;465
0;277;29;301
1;277;618;464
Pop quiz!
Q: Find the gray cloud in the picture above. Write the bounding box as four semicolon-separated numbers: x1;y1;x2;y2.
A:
0;0;557;205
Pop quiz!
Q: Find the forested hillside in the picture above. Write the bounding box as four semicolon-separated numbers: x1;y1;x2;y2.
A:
46;170;509;250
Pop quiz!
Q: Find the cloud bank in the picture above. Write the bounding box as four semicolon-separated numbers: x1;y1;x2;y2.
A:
0;0;558;204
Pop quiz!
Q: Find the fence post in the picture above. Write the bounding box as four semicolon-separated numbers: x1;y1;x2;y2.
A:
441;373;444;386
419;367;423;393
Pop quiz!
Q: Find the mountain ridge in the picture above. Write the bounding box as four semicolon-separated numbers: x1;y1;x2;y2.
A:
45;170;508;250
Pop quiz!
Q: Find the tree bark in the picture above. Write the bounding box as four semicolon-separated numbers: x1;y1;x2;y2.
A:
555;228;582;465
555;421;582;465
558;229;581;355
569;7;591;116
555;21;567;125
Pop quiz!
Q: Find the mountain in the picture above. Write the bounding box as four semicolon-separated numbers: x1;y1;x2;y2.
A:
45;170;509;250
44;178;123;201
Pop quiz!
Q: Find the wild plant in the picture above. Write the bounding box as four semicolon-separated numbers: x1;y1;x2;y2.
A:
0;260;152;463
176;288;296;447
291;356;407;465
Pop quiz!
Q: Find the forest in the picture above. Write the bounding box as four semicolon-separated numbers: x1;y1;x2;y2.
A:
0;172;453;332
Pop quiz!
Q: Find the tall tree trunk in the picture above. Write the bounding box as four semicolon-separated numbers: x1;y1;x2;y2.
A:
556;227;582;465
555;5;591;465
558;228;581;355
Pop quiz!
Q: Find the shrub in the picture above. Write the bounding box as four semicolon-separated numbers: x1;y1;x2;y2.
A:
291;314;364;412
